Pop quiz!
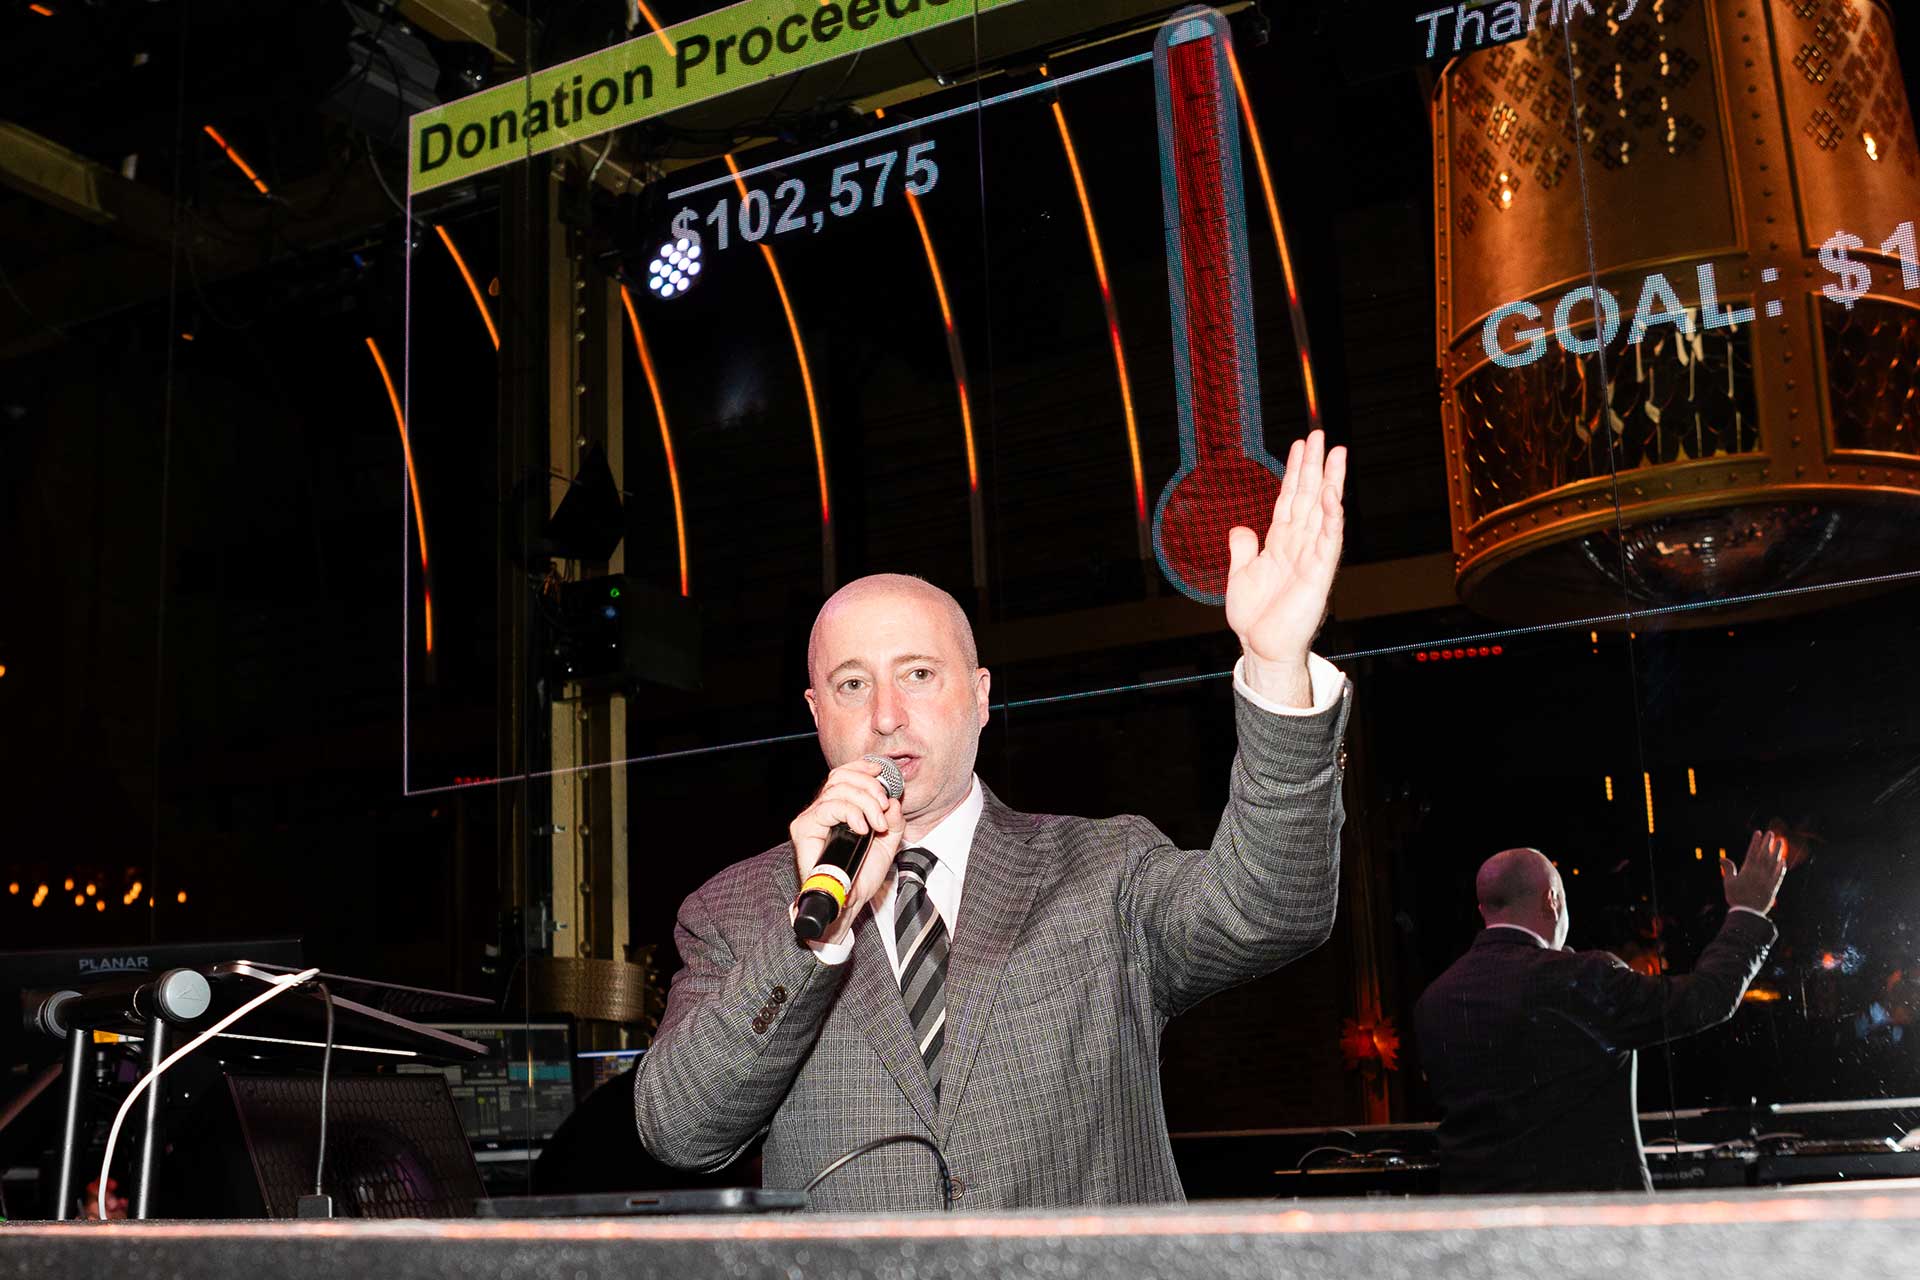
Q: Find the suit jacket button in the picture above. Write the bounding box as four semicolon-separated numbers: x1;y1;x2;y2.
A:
751;1017;767;1034
759;1004;774;1018
949;1177;967;1197
772;986;788;1003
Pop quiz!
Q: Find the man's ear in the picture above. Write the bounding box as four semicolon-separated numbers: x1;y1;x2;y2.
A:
975;667;992;728
803;687;820;728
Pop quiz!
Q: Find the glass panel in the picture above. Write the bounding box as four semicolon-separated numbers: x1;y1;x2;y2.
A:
1626;599;1920;1154
1562;0;1920;1179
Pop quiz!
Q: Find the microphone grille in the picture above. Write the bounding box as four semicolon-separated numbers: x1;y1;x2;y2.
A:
862;753;906;800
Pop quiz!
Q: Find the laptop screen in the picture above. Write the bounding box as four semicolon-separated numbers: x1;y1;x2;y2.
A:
402;1021;575;1152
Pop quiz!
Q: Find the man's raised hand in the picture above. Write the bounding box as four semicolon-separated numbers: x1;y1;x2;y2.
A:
1722;829;1789;917
1225;430;1347;707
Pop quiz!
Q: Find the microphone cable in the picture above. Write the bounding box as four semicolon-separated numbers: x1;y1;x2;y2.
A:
95;966;321;1219
805;1134;953;1211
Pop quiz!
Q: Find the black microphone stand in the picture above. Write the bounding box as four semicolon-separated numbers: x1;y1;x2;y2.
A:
52;1027;87;1221
131;1015;168;1220
35;968;210;1220
46;1021;161;1219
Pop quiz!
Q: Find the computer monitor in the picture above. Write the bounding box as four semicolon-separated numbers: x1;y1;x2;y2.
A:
400;1022;575;1161
576;1046;644;1096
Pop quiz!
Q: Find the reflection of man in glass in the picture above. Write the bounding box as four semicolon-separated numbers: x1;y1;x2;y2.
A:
636;433;1352;1210
1414;833;1788;1193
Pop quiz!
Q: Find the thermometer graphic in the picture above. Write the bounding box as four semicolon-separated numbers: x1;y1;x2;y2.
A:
1151;7;1288;605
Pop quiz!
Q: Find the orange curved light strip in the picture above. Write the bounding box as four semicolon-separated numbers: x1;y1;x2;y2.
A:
619;284;690;597
903;190;977;492
634;0;676;54
1051;101;1146;528
1224;47;1320;430
201;124;270;196
725;153;830;528
366;336;434;654
433;224;500;351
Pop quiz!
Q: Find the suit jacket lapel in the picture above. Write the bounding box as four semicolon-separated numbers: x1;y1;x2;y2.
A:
766;851;940;1134
937;786;1044;1141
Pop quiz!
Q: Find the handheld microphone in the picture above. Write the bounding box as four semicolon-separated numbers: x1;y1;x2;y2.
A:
793;753;906;943
27;968;213;1039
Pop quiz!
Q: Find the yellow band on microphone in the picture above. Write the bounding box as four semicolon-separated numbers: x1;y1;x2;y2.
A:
800;869;850;908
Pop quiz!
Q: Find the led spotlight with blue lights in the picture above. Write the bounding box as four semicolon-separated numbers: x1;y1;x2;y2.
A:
648;235;702;299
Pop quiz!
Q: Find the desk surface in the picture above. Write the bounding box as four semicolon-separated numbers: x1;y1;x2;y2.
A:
7;1186;1920;1279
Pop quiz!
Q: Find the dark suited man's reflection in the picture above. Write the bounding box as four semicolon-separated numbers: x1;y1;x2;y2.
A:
1415;833;1789;1193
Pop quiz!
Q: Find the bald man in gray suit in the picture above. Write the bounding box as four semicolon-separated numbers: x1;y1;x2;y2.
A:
635;433;1354;1210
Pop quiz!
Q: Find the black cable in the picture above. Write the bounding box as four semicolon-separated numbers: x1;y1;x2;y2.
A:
750;57;812;138
312;981;335;1195
822;48;867;106
805;1134;952;1210
366;146;426;228
271;131;374;234
902;37;949;88
1293;1144;1361;1169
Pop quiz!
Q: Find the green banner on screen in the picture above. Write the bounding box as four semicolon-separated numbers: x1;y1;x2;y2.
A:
409;0;1024;194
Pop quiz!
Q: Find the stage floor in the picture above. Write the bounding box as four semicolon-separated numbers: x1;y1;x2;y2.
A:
7;1185;1920;1278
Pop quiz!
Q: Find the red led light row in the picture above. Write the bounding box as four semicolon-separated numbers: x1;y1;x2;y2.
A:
1415;645;1503;663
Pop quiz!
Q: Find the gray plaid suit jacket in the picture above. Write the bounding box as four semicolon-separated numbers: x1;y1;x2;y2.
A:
634;685;1351;1210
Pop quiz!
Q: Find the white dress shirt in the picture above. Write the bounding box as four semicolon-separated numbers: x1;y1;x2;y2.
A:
806;774;982;973
806;653;1349;970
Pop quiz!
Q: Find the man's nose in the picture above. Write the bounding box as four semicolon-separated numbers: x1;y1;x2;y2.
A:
872;683;905;736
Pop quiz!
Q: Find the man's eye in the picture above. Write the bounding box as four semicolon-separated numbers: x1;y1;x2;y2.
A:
839;679;865;694
907;668;933;681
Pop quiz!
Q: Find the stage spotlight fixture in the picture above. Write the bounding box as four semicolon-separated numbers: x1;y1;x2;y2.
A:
647;235;702;299
545;573;700;692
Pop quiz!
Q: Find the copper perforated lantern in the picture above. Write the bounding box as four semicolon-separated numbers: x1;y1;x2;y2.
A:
1433;0;1920;623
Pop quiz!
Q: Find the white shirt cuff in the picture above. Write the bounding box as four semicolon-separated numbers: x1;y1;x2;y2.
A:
1728;905;1771;923
807;933;856;966
789;902;858;965
1232;653;1348;716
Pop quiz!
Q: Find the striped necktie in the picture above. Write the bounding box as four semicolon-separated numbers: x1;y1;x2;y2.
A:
893;846;949;1098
